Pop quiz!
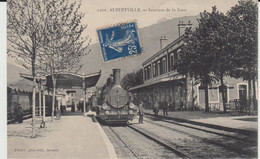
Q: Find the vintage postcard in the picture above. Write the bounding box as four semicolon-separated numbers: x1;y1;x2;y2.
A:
6;0;258;158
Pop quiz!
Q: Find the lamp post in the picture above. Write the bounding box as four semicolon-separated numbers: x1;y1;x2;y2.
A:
160;36;167;50
82;75;86;115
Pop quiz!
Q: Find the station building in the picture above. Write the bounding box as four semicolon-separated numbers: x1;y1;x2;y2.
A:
129;35;257;111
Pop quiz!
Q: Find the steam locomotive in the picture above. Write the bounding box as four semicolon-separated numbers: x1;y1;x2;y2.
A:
95;69;138;124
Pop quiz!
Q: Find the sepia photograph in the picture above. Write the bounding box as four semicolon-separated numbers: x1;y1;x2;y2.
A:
6;0;258;158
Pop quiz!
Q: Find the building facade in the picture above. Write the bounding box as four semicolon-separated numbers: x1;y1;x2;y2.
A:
130;35;257;111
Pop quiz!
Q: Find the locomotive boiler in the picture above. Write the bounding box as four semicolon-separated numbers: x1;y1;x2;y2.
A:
95;69;137;124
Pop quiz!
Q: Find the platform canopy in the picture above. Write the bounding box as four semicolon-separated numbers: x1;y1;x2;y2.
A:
20;71;101;89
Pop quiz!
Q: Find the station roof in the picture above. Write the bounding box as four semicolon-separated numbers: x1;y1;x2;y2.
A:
20;71;101;89
129;73;184;91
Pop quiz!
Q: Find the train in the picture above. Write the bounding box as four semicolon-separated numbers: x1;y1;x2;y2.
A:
94;69;138;124
7;87;57;123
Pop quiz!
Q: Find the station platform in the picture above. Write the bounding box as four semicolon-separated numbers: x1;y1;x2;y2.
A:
7;110;117;159
144;109;258;134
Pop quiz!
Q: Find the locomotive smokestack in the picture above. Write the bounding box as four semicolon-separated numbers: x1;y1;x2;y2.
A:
113;69;121;86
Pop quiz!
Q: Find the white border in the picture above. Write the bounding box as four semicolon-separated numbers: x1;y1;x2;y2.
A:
0;2;7;159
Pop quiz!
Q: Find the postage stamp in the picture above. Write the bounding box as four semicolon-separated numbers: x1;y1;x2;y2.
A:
97;22;142;62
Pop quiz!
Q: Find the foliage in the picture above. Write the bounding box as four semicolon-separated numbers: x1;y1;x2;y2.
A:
7;0;51;137
37;0;91;75
227;0;258;80
175;1;257;112
37;0;91;120
8;0;44;137
175;7;229;112
121;69;143;90
177;7;231;84
8;0;90;77
97;75;113;105
8;0;47;72
7;0;91;132
227;0;258;111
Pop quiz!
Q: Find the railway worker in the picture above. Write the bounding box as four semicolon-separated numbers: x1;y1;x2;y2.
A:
56;107;61;120
79;99;84;112
162;101;168;116
153;101;159;117
138;101;144;124
14;103;23;123
71;100;75;112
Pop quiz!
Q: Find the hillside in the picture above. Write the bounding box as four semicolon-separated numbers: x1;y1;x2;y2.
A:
7;63;32;91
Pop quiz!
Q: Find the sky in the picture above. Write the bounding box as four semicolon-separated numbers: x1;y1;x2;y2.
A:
80;0;242;44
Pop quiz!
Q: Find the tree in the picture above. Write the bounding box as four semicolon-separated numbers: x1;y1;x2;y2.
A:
175;7;228;112
7;0;51;138
121;69;143;91
36;0;90;121
227;0;257;112
202;7;233;113
7;0;90;138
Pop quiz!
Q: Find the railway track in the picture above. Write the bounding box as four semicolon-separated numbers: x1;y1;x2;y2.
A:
127;125;191;159
131;116;257;158
100;114;257;158
145;114;256;143
143;118;256;157
103;125;191;159
145;113;257;137
108;126;140;159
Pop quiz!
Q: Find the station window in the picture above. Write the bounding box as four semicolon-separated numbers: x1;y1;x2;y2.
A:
157;61;160;76
174;52;178;60
170;53;174;71
162;57;166;74
176;49;181;60
147;66;151;79
144;68;147;81
153;63;156;77
238;84;247;102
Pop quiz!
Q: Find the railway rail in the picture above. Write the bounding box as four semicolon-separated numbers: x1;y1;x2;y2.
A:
131;116;257;158
145;114;256;143
102;124;191;159
145;113;257;136
127;125;191;159
108;126;140;159
142;117;256;157
101;114;256;158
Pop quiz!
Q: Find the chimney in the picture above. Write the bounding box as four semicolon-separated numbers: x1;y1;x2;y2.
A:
113;69;121;86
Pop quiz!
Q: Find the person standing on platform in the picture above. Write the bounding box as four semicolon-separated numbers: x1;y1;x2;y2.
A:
14;103;23;123
163;101;168;116
153;101;159;117
71;100;75;112
138;101;144;124
79;99;84;112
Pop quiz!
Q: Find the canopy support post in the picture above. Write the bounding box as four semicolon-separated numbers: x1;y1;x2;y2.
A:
83;77;86;114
